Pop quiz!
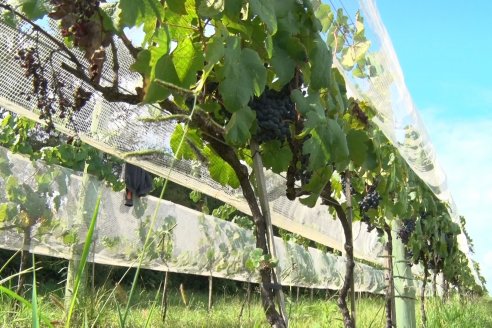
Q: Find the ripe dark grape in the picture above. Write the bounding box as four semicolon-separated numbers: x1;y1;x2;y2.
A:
358;186;380;212
249;87;295;143
358;184;381;233
397;219;416;245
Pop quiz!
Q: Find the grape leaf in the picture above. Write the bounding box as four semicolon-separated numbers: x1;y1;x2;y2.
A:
224;107;255;146
271;44;296;87
205;33;225;69
218;37;266;112
11;0;50;20
299;166;332;207
117;0;164;30
273;0;296;18
308;35;332;90
314;3;333;33
172;38;204;89
249;0;277;35
197;0;224;18
203;147;240;189
260;140;292;173
166;0;187;14
170;124;203;160
0;202;19;223
346;130;368;167
1;9;18;27
341;40;371;70
130;50;152;76
303;119;349;171
144;55;176;103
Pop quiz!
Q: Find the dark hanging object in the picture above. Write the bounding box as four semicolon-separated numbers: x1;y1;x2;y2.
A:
124;163;153;207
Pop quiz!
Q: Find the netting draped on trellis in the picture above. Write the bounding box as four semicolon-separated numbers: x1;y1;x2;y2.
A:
0;0;474;270
0;19;386;263
0;146;388;293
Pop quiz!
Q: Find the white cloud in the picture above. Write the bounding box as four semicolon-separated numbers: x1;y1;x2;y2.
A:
420;108;492;292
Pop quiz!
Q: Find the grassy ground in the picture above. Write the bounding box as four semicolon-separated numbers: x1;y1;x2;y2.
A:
1;281;491;328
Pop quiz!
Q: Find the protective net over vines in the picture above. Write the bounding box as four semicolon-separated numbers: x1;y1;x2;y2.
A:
0;18;385;264
0;146;389;293
0;0;473;268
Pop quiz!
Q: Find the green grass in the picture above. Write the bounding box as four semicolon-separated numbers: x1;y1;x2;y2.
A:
417;295;492;328
1;280;491;327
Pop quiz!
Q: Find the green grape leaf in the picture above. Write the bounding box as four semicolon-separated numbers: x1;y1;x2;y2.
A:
303;119;349;171
0;202;19;223
346;130;368;167
271;44;296;87
166;0;187;14
303;129;330;171
224;107;255;146
130;49;152;76
6;176;26;204
203;147;240;189
170;124;203;160
1;10;18;27
362;141;377;171
274;33;307;62
260;140;292;173
314;3;333;33
144;55;176;103
117;0;164;30
249;0;277;35
11;0;50;20
0;154;12;177
205;33;225;69
197;0;224;17
218;37;266;112
173;38;204;88
149;27;171;63
300;166;332;207
223;0;242;19
308;35;332;90
246;248;264;271
341;40;371;70
99;3;118;32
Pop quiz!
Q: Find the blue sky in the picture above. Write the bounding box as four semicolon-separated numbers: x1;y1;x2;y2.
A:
375;1;492;292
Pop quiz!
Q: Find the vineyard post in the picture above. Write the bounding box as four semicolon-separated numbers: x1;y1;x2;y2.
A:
392;218;416;328
250;140;288;326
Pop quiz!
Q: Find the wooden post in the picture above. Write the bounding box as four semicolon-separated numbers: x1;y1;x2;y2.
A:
250;141;289;326
392;218;417;328
208;275;213;312
344;172;356;327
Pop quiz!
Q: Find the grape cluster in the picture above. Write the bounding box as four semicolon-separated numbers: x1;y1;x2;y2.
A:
397;219;416;245
15;47;54;128
49;0;110;80
359;187;380;212
349;100;369;126
249;87;295;143
358;185;381;233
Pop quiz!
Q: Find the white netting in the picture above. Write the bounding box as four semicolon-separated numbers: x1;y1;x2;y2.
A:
350;0;473;260
0;19;386;264
0;147;387;293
